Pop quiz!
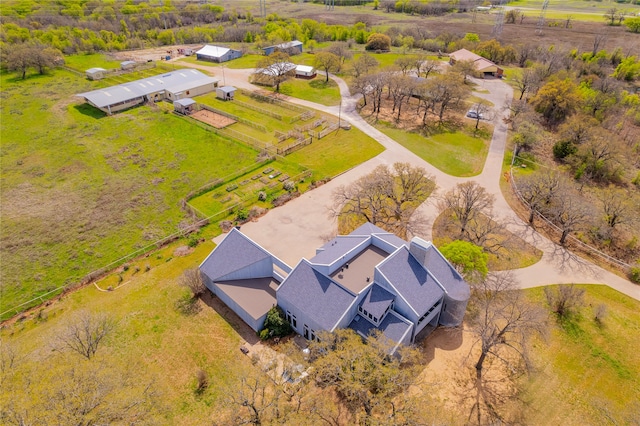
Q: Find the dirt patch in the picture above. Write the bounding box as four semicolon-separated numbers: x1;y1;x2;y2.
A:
191;109;236;129
173;245;194;257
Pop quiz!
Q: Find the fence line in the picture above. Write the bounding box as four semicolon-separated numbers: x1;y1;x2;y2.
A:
240;89;307;113
233;99;284;121
277;137;312;156
508;159;632;271
199;104;267;132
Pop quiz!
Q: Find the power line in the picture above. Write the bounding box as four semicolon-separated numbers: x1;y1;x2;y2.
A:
536;0;550;36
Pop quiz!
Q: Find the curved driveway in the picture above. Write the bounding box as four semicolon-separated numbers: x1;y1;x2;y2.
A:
187;63;639;301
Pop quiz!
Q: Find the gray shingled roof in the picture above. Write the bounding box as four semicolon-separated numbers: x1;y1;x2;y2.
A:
200;228;272;282
359;284;395;320
350;222;389;236
349;310;412;352
277;260;356;331
77;69;217;108
377;247;444;316
311;236;369;265
424;245;470;301
373;233;408;250
174;98;196;107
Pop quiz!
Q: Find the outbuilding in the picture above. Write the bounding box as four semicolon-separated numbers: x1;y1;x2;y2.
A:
195;45;243;63
295;65;316;79
120;60;136;70
263;40;303;56
174;98;196;115
216;86;237;101
449;48;504;78
85;67;106;80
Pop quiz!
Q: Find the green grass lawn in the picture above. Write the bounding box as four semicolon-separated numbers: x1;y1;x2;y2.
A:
64;53;123;71
0;68;260;313
269;77;341;106
523;285;640;424
1;58;383;316
376;124;490;177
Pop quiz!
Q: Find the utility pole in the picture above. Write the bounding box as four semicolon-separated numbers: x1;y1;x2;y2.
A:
536;0;550;36
491;0;505;39
259;0;267;18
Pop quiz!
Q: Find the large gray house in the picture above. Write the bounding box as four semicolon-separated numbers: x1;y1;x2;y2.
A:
200;223;470;352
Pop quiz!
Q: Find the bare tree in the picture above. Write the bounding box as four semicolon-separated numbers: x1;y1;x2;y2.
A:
598;187;635;229
513;67;541;100
604;8;618;26
546;185;593;245
419;58;441;79
451;59;478;83
469;99;492;130
425;72;471;124
254;52;293;93
517;171;561;224
352;53;378;78
387;74;415;121
332;163;435;239
56;311;115;360
394;55;415;75
179;268;206;298
438;182;495;237
544;284;585;319
326;41;352;65
467;272;547;424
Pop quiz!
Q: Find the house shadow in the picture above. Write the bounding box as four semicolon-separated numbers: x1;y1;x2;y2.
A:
419;326;464;364
200;291;260;345
73;103;107;119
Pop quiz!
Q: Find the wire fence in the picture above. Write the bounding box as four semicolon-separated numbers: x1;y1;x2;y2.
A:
509;155;632;272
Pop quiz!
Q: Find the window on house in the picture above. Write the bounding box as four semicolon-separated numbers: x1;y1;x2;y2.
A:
368;313;373;320
303;325;309;339
373;317;378;323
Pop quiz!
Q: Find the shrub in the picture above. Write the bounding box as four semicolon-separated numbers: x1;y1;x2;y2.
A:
187;234;199;248
260;306;291;339
553;140;577;160
630;266;640;284
195;369;209;394
283;180;295;192
235;209;248;221
544;285;585;319
258;191;267;201
365;33;391;51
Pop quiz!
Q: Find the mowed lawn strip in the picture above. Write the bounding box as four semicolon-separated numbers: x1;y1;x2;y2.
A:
0;68;258;311
268;77;341;106
376;125;489;177
523;285;640;424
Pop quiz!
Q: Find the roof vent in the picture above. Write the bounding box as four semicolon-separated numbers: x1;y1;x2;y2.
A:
366;277;370;282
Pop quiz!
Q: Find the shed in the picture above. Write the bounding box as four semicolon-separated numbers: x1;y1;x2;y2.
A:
263;40;303;56
174;98;196;115
216;86;237;101
196;45;243;63
295;65;316;79
120;60;136;70
85;67;106;80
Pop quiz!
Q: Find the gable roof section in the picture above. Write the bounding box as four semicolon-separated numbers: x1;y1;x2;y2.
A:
377;247;444;316
359;284;395;320
277;259;356;331
421;244;470;301
311;235;369;265
372;233;407;250
200;228;272;282
77;69;217;108
196;45;231;58
450;48;501;72
349;310;413;354
350;222;389;236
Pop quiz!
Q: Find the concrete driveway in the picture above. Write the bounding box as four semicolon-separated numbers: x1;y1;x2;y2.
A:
189;63;639;301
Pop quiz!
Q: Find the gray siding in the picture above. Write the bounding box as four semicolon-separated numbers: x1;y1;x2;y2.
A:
217;257;273;281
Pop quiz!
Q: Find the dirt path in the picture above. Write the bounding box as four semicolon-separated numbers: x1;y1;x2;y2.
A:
194;66;639;301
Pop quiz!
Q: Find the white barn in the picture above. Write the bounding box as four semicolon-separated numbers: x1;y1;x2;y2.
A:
195;45;243;63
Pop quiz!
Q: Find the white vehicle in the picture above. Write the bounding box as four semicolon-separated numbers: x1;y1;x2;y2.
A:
467;110;484;119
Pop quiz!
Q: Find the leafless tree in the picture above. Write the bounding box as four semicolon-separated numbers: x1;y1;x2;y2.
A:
332;163;435;239
351;53;378;78
56;311;115;360
467;272;547;424
604;8;618;26
592;31;608;56
418;58;441;79
513;67;541;100
545;185;594;245
544;284;585;319
517;171;561;224
254;52;293;93
425;72;471;124
451;59;478;83
598;187;636;229
438;182;495;237
179;268;206;298
388;74;415;121
326;41;352;65
394;55;415;75
469;99;492;130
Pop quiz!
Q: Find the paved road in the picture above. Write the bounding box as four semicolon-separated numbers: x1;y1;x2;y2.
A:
180;62;639;301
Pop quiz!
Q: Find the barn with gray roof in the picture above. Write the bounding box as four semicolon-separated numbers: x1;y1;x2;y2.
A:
76;69;218;115
199;223;469;353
